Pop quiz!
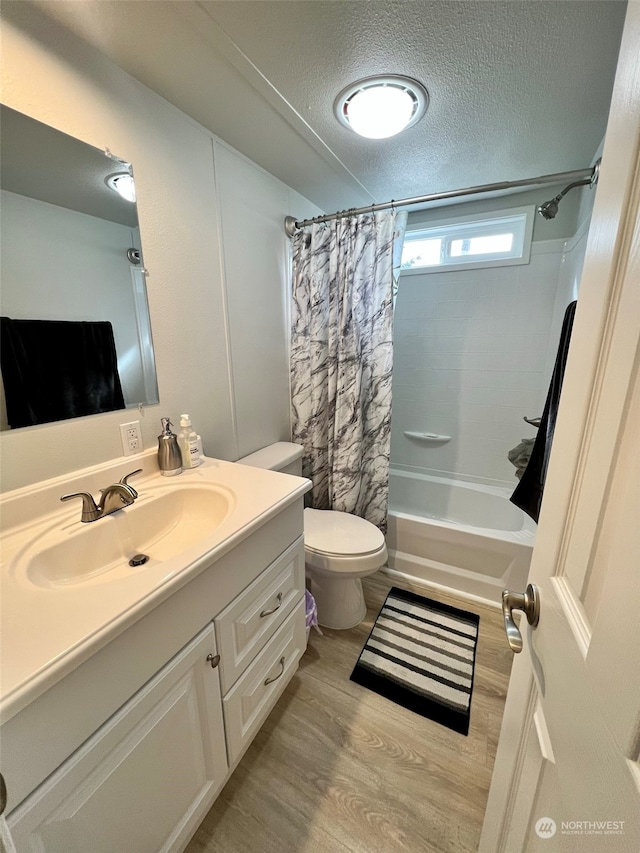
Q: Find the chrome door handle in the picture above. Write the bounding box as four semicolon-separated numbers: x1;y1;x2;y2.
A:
260;592;283;618
264;656;285;685
502;583;540;653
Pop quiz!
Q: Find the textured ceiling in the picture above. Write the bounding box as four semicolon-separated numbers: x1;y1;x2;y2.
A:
21;0;627;213
202;0;626;201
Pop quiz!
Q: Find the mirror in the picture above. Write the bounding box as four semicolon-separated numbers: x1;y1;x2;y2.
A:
0;105;159;430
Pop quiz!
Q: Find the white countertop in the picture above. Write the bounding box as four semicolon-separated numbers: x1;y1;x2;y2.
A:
0;452;309;722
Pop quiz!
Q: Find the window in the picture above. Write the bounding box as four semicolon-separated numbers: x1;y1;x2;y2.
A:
400;206;534;274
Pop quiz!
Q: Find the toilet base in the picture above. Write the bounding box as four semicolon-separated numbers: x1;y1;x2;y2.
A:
307;572;368;630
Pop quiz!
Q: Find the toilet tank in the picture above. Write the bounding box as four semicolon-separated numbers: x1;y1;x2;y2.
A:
236;442;303;476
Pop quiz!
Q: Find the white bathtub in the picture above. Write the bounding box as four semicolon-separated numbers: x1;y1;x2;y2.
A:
386;469;536;606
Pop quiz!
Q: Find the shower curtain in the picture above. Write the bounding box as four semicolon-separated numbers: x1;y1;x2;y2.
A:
290;210;406;530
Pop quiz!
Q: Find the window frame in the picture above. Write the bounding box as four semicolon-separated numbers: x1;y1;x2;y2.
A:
399;205;535;275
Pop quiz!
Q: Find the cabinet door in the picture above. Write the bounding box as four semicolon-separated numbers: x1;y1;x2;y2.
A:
9;625;227;853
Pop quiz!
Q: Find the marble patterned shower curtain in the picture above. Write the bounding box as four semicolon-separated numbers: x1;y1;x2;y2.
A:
290;210;405;530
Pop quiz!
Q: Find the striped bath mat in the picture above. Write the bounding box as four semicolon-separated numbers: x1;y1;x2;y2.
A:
350;587;479;735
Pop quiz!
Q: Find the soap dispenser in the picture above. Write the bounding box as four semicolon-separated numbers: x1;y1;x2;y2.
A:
178;413;202;469
157;418;182;476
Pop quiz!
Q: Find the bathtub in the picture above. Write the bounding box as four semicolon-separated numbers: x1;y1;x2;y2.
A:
386;469;536;606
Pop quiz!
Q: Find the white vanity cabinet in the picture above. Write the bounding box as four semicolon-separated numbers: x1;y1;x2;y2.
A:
3;497;307;853
9;626;228;853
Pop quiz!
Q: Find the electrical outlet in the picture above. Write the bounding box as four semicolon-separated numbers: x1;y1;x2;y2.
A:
120;421;142;456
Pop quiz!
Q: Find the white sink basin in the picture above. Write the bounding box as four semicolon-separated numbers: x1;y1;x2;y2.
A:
1;453;311;720
20;484;234;588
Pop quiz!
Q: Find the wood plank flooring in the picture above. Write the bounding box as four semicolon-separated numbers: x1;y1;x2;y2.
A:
185;573;514;853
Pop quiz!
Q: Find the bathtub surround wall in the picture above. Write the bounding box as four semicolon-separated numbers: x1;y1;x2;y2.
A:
0;5;321;492
542;215;591;384
392;199;593;487
406;184;582;242
291;212;401;530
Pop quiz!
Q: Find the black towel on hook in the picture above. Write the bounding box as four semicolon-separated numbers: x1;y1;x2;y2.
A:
510;301;577;523
0;317;125;428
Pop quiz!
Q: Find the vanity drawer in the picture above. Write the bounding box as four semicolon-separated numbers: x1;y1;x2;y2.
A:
215;537;305;693
222;600;306;766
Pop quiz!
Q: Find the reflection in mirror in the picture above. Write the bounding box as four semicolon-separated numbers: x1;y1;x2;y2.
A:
0;105;159;431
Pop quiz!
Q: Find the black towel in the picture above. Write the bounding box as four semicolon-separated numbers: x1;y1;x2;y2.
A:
1;317;125;428
510;301;577;523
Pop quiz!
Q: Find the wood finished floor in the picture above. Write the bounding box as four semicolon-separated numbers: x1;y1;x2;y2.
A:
185;573;514;853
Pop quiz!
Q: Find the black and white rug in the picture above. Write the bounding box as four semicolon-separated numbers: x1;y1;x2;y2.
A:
350;587;479;735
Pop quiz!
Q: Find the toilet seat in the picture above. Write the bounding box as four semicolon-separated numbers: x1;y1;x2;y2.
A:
303;508;385;556
303;508;387;576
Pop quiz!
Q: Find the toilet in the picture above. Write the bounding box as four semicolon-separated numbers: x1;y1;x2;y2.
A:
237;442;387;629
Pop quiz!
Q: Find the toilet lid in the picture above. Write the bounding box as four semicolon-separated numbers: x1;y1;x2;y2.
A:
303;508;385;556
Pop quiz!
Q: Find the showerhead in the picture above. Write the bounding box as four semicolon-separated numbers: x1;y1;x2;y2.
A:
538;196;561;220
537;158;601;220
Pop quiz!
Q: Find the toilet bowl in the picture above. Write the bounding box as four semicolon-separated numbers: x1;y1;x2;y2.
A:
303;507;387;629
236;442;387;629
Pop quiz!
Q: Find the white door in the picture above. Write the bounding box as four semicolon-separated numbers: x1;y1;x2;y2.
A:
479;6;640;852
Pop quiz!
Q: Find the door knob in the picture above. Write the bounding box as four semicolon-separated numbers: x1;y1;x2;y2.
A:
502;583;540;653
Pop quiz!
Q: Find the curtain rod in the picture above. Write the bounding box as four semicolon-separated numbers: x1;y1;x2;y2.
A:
284;164;597;237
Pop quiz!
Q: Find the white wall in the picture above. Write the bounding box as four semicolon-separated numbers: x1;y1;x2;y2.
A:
0;6;318;492
213;142;320;460
0;190;148;408
391;241;568;486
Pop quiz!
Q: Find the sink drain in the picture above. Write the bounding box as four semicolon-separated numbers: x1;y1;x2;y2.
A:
129;553;150;567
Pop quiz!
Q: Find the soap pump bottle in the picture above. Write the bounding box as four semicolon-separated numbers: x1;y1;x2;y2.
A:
178;413;202;469
157;417;182;476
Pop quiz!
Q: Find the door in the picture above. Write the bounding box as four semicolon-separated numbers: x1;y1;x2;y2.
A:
479;6;640;852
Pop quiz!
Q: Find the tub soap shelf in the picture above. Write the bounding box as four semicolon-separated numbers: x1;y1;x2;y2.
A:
404;431;451;444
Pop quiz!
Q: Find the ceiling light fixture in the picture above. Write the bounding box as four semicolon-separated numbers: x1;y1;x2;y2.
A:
105;171;136;203
334;75;429;139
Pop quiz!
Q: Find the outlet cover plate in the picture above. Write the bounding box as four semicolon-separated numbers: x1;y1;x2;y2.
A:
120;421;141;456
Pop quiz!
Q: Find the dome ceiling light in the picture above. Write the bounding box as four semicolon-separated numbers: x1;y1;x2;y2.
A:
334;75;429;139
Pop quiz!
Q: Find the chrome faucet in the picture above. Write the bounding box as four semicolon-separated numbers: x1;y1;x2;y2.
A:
61;469;142;523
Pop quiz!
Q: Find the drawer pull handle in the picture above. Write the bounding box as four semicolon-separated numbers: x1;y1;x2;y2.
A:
260;592;283;618
206;653;221;669
264;656;285;686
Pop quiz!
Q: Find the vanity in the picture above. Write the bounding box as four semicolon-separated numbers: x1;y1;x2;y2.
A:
0;451;310;852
